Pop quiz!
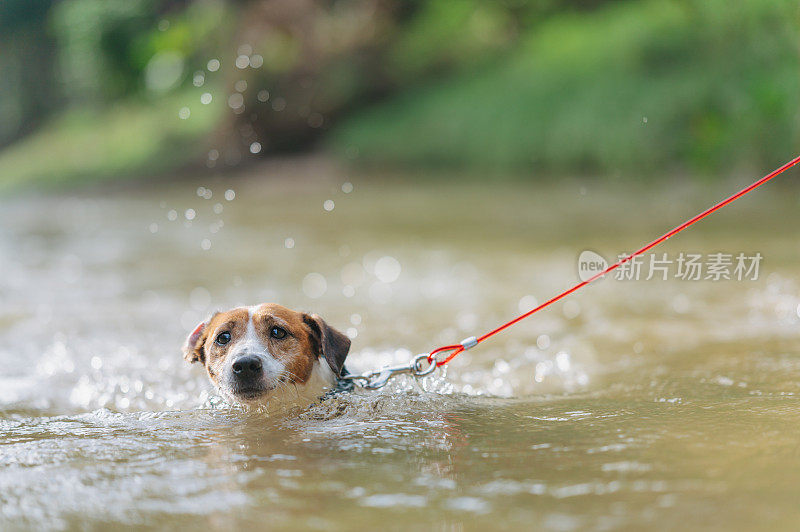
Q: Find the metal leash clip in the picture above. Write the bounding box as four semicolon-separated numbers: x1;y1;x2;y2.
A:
343;353;438;390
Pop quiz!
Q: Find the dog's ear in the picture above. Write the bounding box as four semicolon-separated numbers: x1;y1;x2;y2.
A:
182;320;208;364
303;313;351;376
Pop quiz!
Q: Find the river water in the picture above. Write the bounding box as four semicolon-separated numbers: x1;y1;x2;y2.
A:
2;161;799;530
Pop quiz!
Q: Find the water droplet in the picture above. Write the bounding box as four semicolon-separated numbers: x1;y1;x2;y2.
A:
228;93;244;110
185;209;196;220
672;294;690;314
350;314;362;325
346;327;358;339
208;149;219;161
302;273;327;298
323;199;335;211
167;210;178;221
148;223;158;234
207;59;220;72
200;92;212;105
145;51;185;92
250;142;262;154
225;189;236;201
234;80;247;92
257;90;269;102
494;359;510;374
342;182;353;193
193;72;205;87
374;256;401;283
201;239;212;250
178;107;190;119
556;351;571;371
250;54;264;68
272;97;286;111
536;334;550;350
235;55;250;69
518;295;537;313
284;237;295;249
213;203;223;214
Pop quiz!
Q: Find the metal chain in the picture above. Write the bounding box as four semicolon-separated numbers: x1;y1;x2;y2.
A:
342;353;439;390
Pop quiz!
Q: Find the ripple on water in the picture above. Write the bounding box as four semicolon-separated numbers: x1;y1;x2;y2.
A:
2;181;800;529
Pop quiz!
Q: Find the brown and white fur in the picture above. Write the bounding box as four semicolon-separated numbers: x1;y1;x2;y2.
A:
182;303;350;412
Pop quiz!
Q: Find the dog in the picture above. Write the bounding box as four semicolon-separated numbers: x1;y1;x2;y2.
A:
183;303;351;411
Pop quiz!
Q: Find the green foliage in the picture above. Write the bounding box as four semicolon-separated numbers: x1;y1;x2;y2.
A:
0;0;234;190
0;0;58;146
388;1;514;81
0;0;797;189
0;0;53;31
49;0;233;103
0;89;225;191
333;0;800;176
50;0;155;102
131;1;232;71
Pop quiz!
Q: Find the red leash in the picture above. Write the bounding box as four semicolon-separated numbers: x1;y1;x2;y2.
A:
427;154;800;367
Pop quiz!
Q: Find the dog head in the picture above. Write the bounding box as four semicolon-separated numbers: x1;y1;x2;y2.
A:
182;303;350;406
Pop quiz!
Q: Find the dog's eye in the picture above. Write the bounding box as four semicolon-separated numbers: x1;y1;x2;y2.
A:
215;331;231;345
270;326;287;339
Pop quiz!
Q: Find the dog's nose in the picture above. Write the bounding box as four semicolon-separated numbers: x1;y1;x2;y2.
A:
232;355;263;378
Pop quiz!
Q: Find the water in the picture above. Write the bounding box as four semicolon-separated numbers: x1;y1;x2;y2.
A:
2;162;799;530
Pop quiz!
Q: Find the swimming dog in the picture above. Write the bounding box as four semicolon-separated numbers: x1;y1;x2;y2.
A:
182;303;351;410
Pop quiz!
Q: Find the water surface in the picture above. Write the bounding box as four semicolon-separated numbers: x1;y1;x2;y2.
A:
2;162;799;530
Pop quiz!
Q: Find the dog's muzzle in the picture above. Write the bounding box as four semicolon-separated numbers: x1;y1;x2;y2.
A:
228;355;271;399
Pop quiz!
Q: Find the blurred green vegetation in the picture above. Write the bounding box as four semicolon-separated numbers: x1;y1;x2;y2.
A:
0;90;225;191
0;0;233;190
335;0;800;175
0;0;797;190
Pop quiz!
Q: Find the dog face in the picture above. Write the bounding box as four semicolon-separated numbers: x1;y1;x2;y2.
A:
182;303;350;407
